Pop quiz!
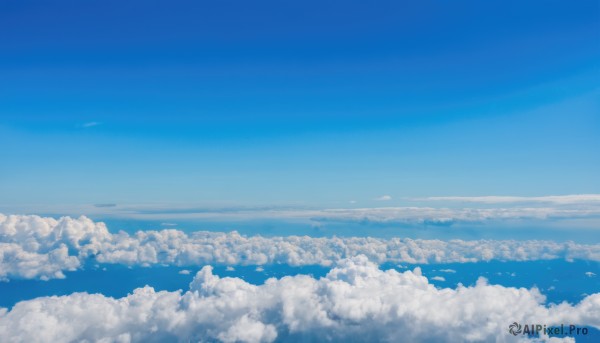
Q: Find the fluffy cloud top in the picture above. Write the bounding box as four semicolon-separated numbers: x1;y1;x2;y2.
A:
0;256;598;343
1;214;600;281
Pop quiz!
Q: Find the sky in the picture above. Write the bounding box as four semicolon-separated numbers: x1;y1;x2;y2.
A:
1;3;600;342
1;0;599;209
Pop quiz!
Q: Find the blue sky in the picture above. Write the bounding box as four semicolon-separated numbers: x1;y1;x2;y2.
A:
1;4;600;340
1;0;599;208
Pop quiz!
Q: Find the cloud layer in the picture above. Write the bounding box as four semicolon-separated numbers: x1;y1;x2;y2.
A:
5;194;600;226
1;214;600;281
421;194;600;205
1;255;598;343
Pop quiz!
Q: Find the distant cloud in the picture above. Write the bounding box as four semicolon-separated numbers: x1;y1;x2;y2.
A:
93;197;600;228
375;195;392;201
439;269;456;273
431;276;446;281
93;203;116;208
161;222;178;227
81;121;100;128
420;194;600;205
12;194;600;228
585;272;596;277
179;269;191;275
1;256;598;343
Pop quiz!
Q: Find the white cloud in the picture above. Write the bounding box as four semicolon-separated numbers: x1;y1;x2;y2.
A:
585;272;596;277
179;269;191;275
421;194;600;205
439;269;456;273
82;121;100;128
431;276;446;281
0;256;597;343
312;206;600;225
2;214;600;281
4;198;600;227
375;195;392;201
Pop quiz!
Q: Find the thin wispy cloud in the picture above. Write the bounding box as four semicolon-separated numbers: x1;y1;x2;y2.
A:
375;195;392;201
420;194;600;205
6;196;600;228
94;203;116;208
106;205;600;227
81;121;100;128
439;269;456;273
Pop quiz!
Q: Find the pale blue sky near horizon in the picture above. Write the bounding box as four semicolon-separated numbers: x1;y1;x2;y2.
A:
1;0;599;209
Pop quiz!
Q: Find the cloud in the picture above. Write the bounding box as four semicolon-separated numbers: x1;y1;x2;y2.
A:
2;214;600;281
86;204;600;227
421;194;600;205
93;203;116;208
179;269;191;275
375;195;392;201
303;207;600;228
5;195;600;227
585;272;596;277
0;256;597;343
82;121;100;128
431;276;446;281
439;269;456;273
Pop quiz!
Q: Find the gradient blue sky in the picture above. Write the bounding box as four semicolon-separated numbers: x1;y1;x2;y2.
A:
1;0;599;208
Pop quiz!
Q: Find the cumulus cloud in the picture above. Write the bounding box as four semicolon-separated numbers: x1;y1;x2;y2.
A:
0;214;110;281
2;214;600;281
0;256;597;343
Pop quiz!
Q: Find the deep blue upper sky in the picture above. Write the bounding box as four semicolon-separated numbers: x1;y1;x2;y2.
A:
1;0;598;207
